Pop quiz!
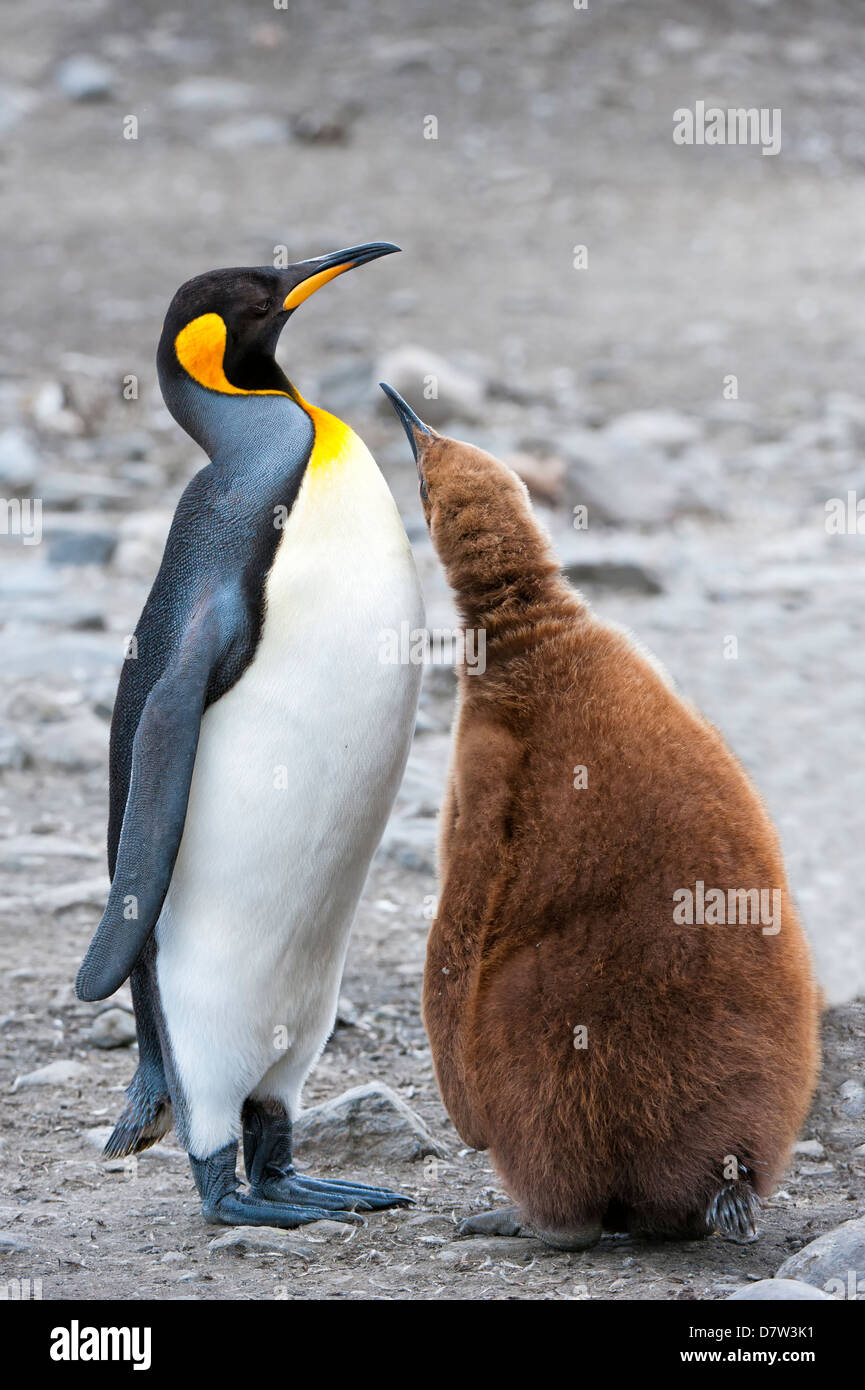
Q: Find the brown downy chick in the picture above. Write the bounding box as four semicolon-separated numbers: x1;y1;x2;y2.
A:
381;383;820;1250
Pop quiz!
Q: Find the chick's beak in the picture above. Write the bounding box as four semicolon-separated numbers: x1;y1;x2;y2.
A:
379;382;435;501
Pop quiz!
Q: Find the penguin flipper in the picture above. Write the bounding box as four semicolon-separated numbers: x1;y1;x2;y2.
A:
76;594;234;1002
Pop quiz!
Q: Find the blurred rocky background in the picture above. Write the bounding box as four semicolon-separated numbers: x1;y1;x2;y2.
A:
0;0;863;1300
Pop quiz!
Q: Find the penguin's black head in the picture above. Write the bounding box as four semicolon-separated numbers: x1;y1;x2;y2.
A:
158;242;400;397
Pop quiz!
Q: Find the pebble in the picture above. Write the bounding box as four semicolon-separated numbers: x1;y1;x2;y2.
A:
30;712;108;773
207;1227;316;1258
0;1233;30;1254
294;1082;446;1165
839;1080;865;1119
87;1007;137;1050
564;559;663;596
775;1214;865;1291
793;1138;826;1158
291;109;351;145
604;410;702;453
565;430;722;528
0;835;100;865
5;876;109;915
728;1279;831;1301
169;79;253;111
55;56;114;102
47;530;117;567
208;116;287;149
12;1059;87;1091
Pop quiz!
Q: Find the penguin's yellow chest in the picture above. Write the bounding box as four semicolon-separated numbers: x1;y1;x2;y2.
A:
263;406;416;632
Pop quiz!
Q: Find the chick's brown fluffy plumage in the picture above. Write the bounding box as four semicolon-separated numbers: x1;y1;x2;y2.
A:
418;430;820;1241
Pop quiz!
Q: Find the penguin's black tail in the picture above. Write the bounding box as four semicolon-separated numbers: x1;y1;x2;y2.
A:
103;1063;172;1158
706;1168;761;1243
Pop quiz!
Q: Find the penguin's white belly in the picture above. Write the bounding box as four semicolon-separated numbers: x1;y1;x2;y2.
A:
155;430;424;1157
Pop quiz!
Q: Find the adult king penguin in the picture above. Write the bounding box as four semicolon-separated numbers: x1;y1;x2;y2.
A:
76;244;425;1228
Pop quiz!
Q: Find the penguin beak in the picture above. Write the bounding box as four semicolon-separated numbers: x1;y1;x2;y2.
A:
282;242;400;312
379;382;435;501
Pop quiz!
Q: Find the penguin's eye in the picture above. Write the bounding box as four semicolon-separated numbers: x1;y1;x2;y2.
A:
251;299;272;315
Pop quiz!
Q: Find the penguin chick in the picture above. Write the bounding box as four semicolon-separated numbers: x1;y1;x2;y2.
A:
74;246;425;1232
380;384;820;1249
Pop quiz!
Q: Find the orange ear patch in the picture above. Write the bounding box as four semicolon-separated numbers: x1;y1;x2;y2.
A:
174;313;288;397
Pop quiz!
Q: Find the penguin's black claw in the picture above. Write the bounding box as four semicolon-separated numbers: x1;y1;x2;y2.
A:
251;1173;412;1212
295;1175;413;1209
203;1190;363;1229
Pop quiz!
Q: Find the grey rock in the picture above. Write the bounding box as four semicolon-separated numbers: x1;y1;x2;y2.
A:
728;1279;831;1301
31;380;82;435
48;529;117;567
208;1227;323;1257
565;427;722;528
291;109;351;145
564;560;663;595
792;1138;826;1158
605;409;702;453
31;712;108;772
55;56;114;102
5;876;109;915
839;1080;865;1118
376;346;485;426
0;428;39;491
209;116;287;149
0;1233;30;1254
775;1215;865;1290
40;470;138;510
298;1219;358;1241
12;1059;87;1091
170;79;253;111
0;835;100;864
88;1007;137;1049
294;1082;446;1164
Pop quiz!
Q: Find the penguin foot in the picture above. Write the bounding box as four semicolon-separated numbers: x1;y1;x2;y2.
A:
251;1172;412;1212
241;1097;411;1213
457;1206;533;1238
457;1205;601;1249
189;1144;363;1229
202;1189;363;1229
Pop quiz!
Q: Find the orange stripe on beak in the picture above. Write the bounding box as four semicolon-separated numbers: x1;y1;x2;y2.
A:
282;261;355;311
